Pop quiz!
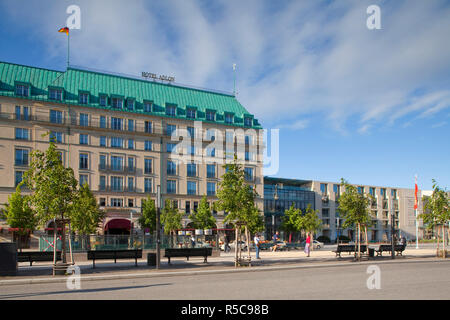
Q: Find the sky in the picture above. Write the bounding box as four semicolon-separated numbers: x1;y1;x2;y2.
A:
0;0;449;191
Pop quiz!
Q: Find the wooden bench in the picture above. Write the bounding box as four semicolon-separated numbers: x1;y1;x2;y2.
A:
87;249;142;268
333;244;367;257
376;244;406;256
164;248;212;264
17;251;61;266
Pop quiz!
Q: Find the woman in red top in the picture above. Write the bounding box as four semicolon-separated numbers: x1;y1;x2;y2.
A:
305;233;311;257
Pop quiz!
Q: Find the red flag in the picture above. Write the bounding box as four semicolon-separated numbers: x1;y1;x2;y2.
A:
414;177;418;210
58;27;69;35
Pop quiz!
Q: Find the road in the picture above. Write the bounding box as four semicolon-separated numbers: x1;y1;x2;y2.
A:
0;260;449;300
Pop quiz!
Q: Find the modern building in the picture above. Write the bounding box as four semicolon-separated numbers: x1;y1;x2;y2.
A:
0;61;264;235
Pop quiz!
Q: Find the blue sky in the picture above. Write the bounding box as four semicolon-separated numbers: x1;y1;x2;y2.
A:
0;0;449;190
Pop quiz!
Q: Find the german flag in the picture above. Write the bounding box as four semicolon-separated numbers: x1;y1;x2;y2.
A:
58;27;69;35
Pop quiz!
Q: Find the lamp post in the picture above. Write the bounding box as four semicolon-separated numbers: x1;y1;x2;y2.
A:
391;195;395;260
273;185;279;237
156;185;161;269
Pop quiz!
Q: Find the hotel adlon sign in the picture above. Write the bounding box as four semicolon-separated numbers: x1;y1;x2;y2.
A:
142;72;175;83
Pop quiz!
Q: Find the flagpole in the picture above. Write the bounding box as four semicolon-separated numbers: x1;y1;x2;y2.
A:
67;29;70;68
415;174;419;249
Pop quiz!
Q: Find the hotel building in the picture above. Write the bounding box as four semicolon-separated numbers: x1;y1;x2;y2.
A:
0;61;264;235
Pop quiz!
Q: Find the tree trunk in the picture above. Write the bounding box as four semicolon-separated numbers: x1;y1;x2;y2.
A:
310;232;314;252
246;226;251;262
357;224;361;261
61;217;67;264
443;225;446;259
365;225;369;256
234;226;239;267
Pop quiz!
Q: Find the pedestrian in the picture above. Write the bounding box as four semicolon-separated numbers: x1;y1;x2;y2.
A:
224;234;230;253
190;235;196;248
304;233;311;257
254;233;261;259
401;236;407;247
272;231;280;252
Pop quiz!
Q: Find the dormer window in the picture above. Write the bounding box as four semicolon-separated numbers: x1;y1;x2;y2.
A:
111;97;123;109
15;84;29;97
206;111;215;121
126;99;134;111
225;113;234;124
186;108;196;119
49;88;63;101
166;105;176;116
99;95;107;107
144;101;152;112
79;92;89;104
244;117;252;127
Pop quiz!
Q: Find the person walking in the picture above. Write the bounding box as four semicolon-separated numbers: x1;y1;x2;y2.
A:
254;233;261;259
272;231;280;252
224;234;230;253
305;233;311;257
190;235;196;248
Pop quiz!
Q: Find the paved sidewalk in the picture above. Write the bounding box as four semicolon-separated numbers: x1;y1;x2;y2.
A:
0;246;441;286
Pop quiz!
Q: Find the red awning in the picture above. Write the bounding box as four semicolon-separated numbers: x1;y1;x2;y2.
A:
105;219;131;231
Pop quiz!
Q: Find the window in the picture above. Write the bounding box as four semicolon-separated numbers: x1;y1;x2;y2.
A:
245;151;254;161
111;156;123;171
15;84;29;97
15;171;24;187
186;108;196;119
244;117;252;127
189;145;195;156
187;127;195;139
110;176;123;191
128;139;134;149
333;184;340;196
167;160;177;175
144;101;152;112
111;117;123;130
111;198;123;207
128;119;134;132
128;157;135;172
381;188;386;199
207;164;216;178
167;143;177;153
193;201;198;212
49;131;63;143
49;88;63;100
126;99;134;111
187;181;197;195
225;131;234;143
145;121;152;133
358;186;364;194
99;176;106;191
15;106;30;120
206;111;215;121
99;155;107;170
111;137;123;148
79;93;89;104
15;128;29;140
167;180;176;194
128;199;134;208
166;124;176;136
15;149;29;166
145;140;152;151
207;182;216;196
370;187;376;197
50;110;63;124
391;189;397;199
244;167;254;181
79;174;88;186
100;116;106;128
185;201;191;214
320;183;328;194
100;136;107;147
79;113;89;126
99;95;107;107
245;135;253;145
145;178;152;193
166;105;176;116
225;114;233;124
144;158;152;174
206;147;215;157
128;177;134;192
79;134;88;145
187;163;196;177
79;154;89;170
111;97;123;109
99;198;106;207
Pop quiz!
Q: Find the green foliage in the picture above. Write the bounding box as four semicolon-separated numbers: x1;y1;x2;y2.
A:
246;207;265;234
138;195;157;233
70;183;105;235
302;204;322;235
420;179;450;228
21;138;78;224
188;196;216;230
281;204;303;233
4;187;38;234
338;178;372;229
160;199;183;235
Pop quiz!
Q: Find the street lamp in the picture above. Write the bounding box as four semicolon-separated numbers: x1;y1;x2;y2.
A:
272;183;282;238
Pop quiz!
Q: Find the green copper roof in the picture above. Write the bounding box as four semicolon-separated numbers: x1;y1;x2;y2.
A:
0;61;262;129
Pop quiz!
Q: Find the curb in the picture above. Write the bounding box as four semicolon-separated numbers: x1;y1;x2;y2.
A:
0;256;446;287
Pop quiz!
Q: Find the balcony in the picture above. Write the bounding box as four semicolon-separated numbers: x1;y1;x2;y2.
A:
98;164;135;173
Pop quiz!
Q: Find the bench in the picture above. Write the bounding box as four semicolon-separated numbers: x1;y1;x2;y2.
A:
17;251;62;266
87;249;142;268
376;244;406;256
333;244;367;257
164;248;212;264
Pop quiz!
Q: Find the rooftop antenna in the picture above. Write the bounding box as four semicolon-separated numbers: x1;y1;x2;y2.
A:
233;63;237;96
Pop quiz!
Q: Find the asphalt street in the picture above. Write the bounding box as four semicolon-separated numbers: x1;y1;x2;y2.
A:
0;259;448;300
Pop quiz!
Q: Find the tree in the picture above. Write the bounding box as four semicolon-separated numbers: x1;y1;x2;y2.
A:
216;155;260;266
301;204;322;252
21;138;78;264
138;195;157;234
189;196;216;230
160;199;183;247
281;204;303;243
4;187;38;250
337;178;372;261
70;183;105;236
420;180;450;258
